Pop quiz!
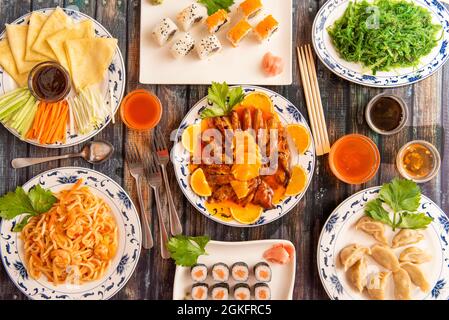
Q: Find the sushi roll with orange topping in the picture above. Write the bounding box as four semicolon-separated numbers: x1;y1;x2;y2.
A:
205;9;230;34
152;18;178;46
239;0;263;19
227;19;252;47
177;3;205;31
197;35;222;59
254;15;279;42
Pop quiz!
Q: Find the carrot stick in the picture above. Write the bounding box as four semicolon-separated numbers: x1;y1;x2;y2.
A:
50;103;67;144
36;103;51;142
41;103;60;144
46;102;62;144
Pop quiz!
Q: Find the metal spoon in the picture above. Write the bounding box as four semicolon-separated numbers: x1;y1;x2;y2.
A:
11;140;114;169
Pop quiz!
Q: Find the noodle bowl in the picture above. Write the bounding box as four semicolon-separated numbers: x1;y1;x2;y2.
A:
21;179;118;285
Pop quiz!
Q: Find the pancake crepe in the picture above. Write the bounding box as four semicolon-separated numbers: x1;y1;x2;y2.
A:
5;25;38;74
31;7;73;60
0;40;28;87
47;20;95;74
25;11;49;62
65;37;117;91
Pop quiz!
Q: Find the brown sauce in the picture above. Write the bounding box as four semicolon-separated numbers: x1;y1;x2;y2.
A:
32;64;69;101
369;97;403;132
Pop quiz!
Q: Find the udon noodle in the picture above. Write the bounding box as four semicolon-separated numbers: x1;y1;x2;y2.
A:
21;179;118;285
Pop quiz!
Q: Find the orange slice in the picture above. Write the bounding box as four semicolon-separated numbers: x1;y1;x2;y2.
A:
190;168;212;197
239;92;274;114
230;180;251;199
286;124;311;154
181;124;201;153
230;204;263;224
284;165;307;196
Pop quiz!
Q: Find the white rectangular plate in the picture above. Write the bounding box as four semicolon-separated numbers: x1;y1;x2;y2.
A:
140;0;292;85
173;240;296;300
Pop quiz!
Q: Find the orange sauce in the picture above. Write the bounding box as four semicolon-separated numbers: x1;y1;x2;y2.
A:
120;89;162;130
329;134;380;184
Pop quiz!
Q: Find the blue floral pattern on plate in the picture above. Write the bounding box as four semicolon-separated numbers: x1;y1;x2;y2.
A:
0;8;126;148
171;86;316;228
312;0;449;88
0;167;141;300
317;187;449;300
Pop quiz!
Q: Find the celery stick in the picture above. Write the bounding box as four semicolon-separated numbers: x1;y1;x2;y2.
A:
18;101;39;137
0;94;30;121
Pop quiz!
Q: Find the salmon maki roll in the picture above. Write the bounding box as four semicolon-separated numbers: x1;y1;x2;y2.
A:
233;283;251;300
205;9;230;34
254;283;271;300
254;15;279;42
231;262;249;282
211;263;230;282
227;19;252;47
240;0;263;19
191;283;209;300
191;263;208;282
211;283;230;300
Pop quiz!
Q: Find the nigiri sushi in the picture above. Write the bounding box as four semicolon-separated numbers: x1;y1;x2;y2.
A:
197;35;222;59
205;9;230;34
239;0;263;19
227;19;252;47
170;32;195;59
177;3;205;31
152;18;178;46
254;15;279;42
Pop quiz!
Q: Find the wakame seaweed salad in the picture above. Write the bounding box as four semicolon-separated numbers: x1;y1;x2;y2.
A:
327;0;442;74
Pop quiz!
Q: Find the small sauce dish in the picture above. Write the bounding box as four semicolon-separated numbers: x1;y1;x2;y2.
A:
365;93;408;135
28;61;71;103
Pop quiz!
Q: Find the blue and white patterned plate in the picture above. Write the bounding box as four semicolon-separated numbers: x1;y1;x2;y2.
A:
312;0;449;87
317;187;449;300
0;167;141;300
171;86;316;228
0;8;126;148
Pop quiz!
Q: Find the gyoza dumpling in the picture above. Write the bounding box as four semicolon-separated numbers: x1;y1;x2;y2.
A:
366;271;390;300
355;216;388;244
371;244;400;271
392;229;424;248
399;247;432;264
400;262;430;292
339;244;371;271
393;268;412;300
347;257;367;293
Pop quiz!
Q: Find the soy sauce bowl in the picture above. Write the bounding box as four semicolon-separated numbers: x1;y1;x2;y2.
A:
365;93;408;136
28;61;71;103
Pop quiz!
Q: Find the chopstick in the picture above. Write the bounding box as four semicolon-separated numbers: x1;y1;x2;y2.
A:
296;45;331;156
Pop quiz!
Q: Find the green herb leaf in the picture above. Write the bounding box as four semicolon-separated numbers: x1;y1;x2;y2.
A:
0;187;35;219
28;185;57;213
365;199;393;227
198;0;234;15
167;235;210;267
200;82;245;119
379;178;421;212
13;214;33;232
396;212;433;229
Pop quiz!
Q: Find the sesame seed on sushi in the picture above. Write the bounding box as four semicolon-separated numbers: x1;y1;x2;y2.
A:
196;35;222;60
152;18;178;46
239;0;263;19
254;262;272;282
211;283;230;300
227;19;252;47
254;283;271;300
205;9;230;34
191;283;209;300
231;262;249;282
170;32;195;59
253;15;279;42
211;263;230;282
177;3;205;32
233;283;251;300
191;263;208;282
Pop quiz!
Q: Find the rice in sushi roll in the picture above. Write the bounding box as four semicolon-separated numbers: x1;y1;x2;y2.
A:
177;3;205;31
227;19;252;47
170;32;195;59
233;283;251;300
253;15;279;42
191;283;209;300
254;262;272;282
231;262;249;282
211;283;229;300
254;283;271;300
239;0;263;19
211;263;230;282
205;9;230;34
191;263;208;282
196;35;222;59
152;18;178;46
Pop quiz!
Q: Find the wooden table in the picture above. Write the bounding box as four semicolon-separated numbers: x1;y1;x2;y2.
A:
0;0;447;300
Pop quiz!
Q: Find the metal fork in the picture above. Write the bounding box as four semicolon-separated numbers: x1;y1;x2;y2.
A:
145;153;170;259
127;143;153;249
152;127;183;236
